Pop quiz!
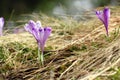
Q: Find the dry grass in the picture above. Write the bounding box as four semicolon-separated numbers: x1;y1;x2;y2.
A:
0;6;120;80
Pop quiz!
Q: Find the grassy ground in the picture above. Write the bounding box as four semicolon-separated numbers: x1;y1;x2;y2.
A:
0;6;120;80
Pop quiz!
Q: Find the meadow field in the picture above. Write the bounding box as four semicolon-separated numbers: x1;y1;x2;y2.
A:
0;6;120;80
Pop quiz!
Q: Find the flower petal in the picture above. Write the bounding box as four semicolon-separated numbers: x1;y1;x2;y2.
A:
24;24;32;33
103;7;110;35
38;27;45;52
24;20;39;41
24;20;36;33
36;21;42;28
38;27;51;52
0;17;4;28
96;7;110;36
96;11;104;23
0;17;4;36
43;27;52;44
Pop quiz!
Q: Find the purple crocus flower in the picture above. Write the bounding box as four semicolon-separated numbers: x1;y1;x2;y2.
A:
0;17;4;36
24;20;52;53
96;7;110;36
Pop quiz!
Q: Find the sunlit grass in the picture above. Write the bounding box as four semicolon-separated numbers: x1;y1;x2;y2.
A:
0;6;120;79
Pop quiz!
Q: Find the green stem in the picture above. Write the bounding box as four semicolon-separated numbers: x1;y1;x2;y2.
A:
38;48;44;66
40;51;44;66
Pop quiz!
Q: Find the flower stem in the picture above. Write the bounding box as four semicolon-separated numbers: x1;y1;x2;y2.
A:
40;51;44;66
38;48;44;66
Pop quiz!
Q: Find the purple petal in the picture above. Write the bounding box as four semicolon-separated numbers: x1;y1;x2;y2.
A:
38;28;44;42
96;11;104;23
0;17;4;36
24;20;36;33
24;20;39;41
103;7;110;35
39;27;52;53
43;27;51;44
24;24;32;33
96;7;110;36
38;27;51;52
38;27;44;52
0;17;4;28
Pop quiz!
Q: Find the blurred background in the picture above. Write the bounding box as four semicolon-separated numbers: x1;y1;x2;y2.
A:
0;0;119;20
